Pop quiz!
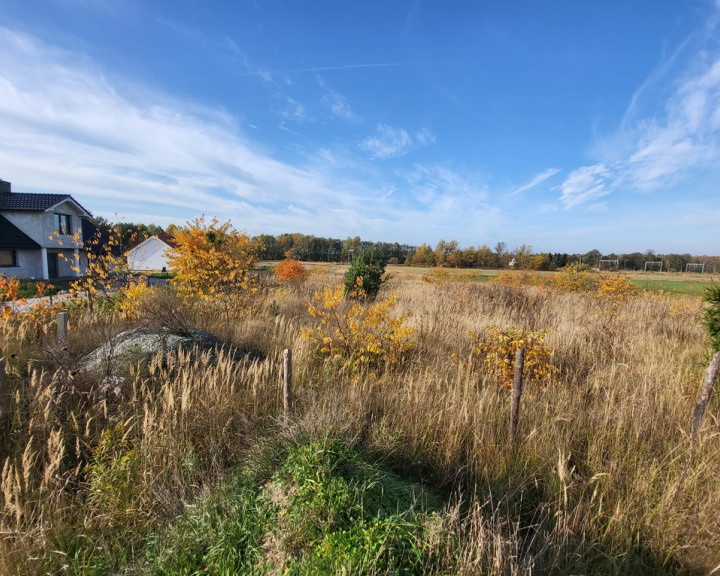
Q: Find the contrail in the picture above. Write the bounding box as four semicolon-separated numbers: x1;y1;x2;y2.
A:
236;62;417;78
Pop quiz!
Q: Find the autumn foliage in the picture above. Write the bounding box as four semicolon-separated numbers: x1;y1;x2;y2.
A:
468;326;557;390
302;283;415;377
167;217;260;309
275;257;306;283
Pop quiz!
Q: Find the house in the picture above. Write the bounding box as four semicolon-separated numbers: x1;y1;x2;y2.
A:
126;234;175;273
0;179;93;280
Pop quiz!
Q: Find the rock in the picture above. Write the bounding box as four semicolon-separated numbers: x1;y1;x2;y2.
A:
80;327;233;378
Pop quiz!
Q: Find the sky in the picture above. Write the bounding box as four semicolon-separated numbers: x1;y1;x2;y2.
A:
1;1;719;255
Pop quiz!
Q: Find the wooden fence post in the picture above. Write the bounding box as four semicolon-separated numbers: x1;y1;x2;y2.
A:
691;350;720;440
510;348;526;444
57;311;69;345
0;346;10;420
283;349;293;419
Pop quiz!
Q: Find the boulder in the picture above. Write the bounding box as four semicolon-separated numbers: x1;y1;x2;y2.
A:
80;327;230;379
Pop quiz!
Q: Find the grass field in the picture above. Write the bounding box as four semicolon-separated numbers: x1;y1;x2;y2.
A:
1;265;718;574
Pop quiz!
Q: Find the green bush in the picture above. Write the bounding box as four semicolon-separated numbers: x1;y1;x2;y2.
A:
344;248;387;299
704;282;720;351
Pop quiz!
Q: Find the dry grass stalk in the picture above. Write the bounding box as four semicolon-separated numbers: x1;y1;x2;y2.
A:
0;268;717;573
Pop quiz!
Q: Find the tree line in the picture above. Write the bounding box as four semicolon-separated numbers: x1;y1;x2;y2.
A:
89;217;719;272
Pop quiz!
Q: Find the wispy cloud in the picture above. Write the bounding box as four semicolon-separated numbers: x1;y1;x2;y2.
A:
560;27;720;210
0;27;383;234
360;124;434;159
559;165;611;210
321;90;359;121
509;167;560;197
405;165;488;208
272;94;310;122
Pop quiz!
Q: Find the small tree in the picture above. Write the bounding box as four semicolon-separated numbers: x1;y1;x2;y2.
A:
691;283;720;438
55;228;128;313
704;283;720;352
344;248;387;299
167;216;260;316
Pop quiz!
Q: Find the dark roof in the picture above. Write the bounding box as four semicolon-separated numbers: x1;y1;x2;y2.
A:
0;215;41;249
157;233;177;248
0;192;91;215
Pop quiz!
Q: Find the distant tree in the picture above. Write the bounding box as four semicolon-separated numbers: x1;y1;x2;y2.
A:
513;244;535;269
477;245;497;268
435;239;459;267
254;234;280;260
341;236;362;262
622;252;645;270
583;249;602;268
410;243;436;267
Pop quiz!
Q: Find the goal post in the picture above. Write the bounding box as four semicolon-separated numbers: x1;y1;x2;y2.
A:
686;262;706;273
599;259;619;271
644;261;663;272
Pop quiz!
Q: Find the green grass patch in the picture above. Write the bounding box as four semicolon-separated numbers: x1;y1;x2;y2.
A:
138;437;444;575
631;279;710;296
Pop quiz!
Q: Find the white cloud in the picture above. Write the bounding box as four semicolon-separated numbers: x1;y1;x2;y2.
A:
272;94;309;122
405;164;489;209
321;90;359;121
0;27;380;233
509;167;561;197
360;124;434;160
559;165;611;210
563;36;720;209
360;124;413;159
415;128;436;146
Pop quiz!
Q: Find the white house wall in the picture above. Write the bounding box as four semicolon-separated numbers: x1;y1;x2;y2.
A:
2;202;84;248
6;248;44;279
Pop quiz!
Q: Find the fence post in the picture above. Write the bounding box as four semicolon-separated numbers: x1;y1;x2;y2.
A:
57;311;69;345
0;347;10;420
691;350;720;440
510;348;526;444
283;349;293;420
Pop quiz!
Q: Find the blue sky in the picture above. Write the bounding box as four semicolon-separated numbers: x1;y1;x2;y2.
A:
1;0;719;254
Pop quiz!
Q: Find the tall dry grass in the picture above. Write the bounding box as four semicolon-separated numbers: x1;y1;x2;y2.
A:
0;267;717;574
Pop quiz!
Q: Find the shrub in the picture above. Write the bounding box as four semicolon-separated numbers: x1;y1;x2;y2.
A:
344;248;387;299
596;272;636;301
704;282;720;351
493;271;543;287
422;267;450;285
0;275;22;319
302;284;415;377
275;257;306;283
553;262;595;292
468;325;558;390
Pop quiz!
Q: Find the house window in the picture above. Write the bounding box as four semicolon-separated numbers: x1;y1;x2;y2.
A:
0;250;17;267
54;213;72;235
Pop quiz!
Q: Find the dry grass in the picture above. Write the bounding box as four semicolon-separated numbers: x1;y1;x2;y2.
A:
0;268;718;574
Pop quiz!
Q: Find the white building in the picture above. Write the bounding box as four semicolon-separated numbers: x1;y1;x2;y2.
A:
126;235;175;273
0;179;93;279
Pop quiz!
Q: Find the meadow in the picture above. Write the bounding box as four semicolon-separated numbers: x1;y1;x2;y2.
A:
0;264;718;574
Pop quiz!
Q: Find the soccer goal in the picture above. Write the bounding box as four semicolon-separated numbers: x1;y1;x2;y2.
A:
644;261;663;272
686;262;706;273
599;259;619;271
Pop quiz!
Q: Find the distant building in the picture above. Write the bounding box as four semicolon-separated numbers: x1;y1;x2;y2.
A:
0;179;94;279
126;234;175;272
